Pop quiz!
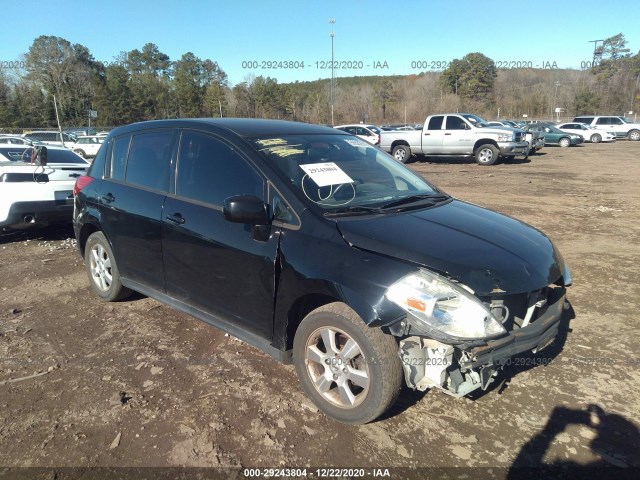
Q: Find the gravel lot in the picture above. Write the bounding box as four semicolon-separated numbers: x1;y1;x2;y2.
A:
1;142;639;478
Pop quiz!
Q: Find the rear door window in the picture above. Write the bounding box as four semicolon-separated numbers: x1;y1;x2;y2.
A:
427;116;444;130
125;131;174;192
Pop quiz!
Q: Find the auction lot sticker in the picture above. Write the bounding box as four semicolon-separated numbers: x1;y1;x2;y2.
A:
299;162;353;187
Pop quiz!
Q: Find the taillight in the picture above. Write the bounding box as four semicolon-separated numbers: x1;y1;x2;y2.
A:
73;175;94;196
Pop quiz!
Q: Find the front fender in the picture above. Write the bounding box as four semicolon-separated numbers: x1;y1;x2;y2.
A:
272;222;413;351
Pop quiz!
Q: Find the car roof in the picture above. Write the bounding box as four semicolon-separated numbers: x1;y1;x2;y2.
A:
108;118;343;139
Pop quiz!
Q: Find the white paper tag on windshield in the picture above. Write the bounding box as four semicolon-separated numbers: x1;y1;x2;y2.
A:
299;162;353;187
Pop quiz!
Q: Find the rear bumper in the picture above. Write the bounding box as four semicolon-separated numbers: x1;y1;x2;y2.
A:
0;198;74;230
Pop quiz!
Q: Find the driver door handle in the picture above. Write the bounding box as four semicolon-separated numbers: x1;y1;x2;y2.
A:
102;193;115;203
166;213;185;225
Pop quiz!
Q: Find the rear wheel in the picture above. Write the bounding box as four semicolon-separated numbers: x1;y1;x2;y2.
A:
85;231;132;302
74;149;86;158
475;144;499;165
590;133;602;143
391;144;412;163
293;303;403;424
559;137;571;148
628;130;640;141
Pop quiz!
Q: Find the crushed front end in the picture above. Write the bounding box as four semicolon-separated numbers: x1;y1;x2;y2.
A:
385;269;570;397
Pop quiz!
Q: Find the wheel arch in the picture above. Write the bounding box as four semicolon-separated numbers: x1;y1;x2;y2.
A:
473;139;499;152
77;217;103;257
390;139;410;150
282;287;383;351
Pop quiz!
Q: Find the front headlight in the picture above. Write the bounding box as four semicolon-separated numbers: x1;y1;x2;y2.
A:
385;270;507;340
497;133;512;142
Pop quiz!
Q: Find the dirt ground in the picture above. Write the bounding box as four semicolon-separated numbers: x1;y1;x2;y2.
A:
1;141;639;478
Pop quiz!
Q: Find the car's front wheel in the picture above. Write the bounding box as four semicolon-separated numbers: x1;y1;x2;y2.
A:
85;231;132;301
628;130;640;141
74;149;86;158
475;144;499;165
559;137;571;148
590;133;602;143
293;303;402;424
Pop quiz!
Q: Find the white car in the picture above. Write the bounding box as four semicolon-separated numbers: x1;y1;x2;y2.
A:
0;135;36;146
334;124;382;145
22;131;77;148
572;115;640;141
0;145;88;230
72;135;104;158
556;123;616;143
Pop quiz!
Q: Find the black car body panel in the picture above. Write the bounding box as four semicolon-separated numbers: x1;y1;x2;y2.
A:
334;199;565;296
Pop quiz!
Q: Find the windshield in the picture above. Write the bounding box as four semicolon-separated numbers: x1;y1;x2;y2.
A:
249;134;445;213
621;117;633;124
462;114;489;127
368;126;381;135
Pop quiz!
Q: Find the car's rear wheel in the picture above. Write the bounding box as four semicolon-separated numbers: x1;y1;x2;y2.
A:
475;144;499;165
628;130;640;141
293;303;402;424
74;149;86;158
590;133;602;143
391;144;412;163
85;231;132;302
559;137;571;148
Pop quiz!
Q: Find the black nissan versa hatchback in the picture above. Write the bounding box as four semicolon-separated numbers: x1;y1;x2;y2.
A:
73;118;572;424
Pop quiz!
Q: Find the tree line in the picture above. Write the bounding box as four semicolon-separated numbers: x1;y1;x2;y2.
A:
0;34;638;130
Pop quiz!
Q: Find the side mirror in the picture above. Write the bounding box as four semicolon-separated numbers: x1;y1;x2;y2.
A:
223;195;269;225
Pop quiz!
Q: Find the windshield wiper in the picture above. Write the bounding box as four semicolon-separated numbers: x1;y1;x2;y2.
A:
324;205;386;217
378;194;450;210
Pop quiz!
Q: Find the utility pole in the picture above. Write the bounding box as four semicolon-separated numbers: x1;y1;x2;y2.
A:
550;81;560;120
53;94;64;147
329;18;336;126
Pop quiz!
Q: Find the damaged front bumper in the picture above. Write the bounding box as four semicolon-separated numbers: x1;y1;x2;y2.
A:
397;287;566;397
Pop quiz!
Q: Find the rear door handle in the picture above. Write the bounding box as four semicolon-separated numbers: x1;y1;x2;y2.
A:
102;193;115;203
423;133;430;135
166;213;185;225
444;133;452;135
69;173;81;178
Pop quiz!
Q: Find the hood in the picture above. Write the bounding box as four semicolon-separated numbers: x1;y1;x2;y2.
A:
477;126;523;135
335;199;564;295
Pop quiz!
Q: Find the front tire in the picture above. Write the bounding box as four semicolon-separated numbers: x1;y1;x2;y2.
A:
293;303;402;424
590;133;602;143
475;144;499;165
85;231;132;302
74;149;86;158
628;130;640;141
391;144;412;163
559;137;571;147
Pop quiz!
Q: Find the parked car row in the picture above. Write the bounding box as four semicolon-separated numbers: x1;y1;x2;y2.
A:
337;113;638;166
4;131;106;159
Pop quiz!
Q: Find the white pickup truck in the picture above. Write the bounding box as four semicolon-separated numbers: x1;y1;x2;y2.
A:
380;113;529;165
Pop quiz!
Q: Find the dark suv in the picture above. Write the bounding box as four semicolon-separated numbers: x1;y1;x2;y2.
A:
73;119;571;424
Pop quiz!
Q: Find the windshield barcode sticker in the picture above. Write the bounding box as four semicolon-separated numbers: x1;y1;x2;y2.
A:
299;162;354;187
